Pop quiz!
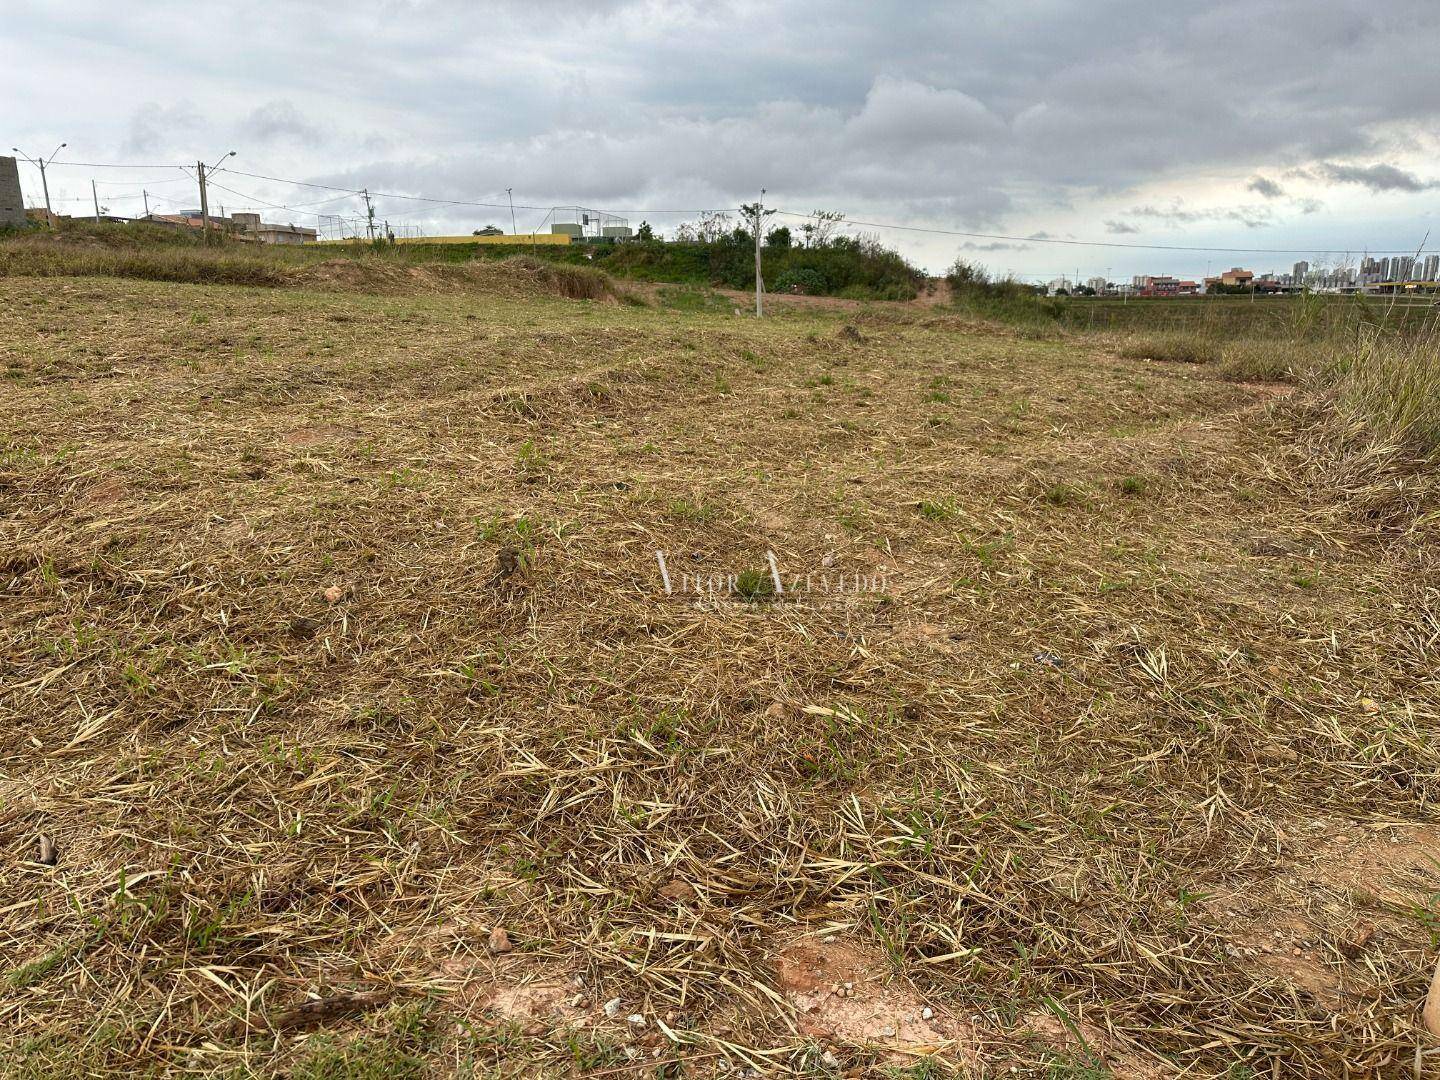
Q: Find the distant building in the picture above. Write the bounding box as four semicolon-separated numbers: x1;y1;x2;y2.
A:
230;212;316;244
149;210;316;244
1132;275;1197;297
551;207;632;241
1424;254;1439;281
1203;267;1255;290
1292;260;1309;284
0;156;27;228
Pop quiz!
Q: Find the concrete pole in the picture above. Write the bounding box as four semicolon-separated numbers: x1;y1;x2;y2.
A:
754;189;765;318
92;179;100;223
39;160;54;229
198;161;212;242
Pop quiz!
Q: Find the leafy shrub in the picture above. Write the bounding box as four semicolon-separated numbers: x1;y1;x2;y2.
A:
774;267;828;294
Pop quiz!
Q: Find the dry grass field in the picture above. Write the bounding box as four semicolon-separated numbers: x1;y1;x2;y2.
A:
2;266;1438;1077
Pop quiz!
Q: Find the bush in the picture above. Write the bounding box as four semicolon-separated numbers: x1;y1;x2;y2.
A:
943;258;1063;326
774;267;827;294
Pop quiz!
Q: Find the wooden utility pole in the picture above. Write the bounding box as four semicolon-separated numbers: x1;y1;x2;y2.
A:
142;190;150;219
754;188;765;318
362;189;375;242
91;179;100;222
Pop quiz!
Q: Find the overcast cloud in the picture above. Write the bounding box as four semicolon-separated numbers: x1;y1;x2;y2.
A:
5;0;1439;278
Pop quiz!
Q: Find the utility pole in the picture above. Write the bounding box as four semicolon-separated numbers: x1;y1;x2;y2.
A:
197;150;236;243
12;141;66;229
92;179;101;222
197;161;210;238
754;188;765;318
362;189;375;242
507;187;517;236
142;189;150;219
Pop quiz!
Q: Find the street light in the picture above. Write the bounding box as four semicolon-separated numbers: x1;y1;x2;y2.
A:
11;142;66;229
198;150;236;241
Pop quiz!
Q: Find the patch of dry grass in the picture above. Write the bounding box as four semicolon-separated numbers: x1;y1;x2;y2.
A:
0;234;628;303
1333;321;1440;455
1114;333;1222;365
1218;339;1306;383
1;275;1438;1077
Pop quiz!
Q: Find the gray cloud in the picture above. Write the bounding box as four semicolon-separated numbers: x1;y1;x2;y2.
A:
959;241;1031;251
243;100;324;145
122;101;202;156
1248;175;1285;198
1311;161;1436;192
1126;202;1276;229
1104;220;1140;234
7;0;1439;274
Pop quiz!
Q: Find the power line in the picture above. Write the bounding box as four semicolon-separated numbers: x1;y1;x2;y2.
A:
200;179;362;217
209;166;730;215
29;156;1430;255
51;160;192;170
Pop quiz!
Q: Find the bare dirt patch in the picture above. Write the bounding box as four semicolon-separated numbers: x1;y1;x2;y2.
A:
774;936;976;1064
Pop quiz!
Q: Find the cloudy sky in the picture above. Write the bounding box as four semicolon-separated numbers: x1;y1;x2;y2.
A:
6;0;1440;279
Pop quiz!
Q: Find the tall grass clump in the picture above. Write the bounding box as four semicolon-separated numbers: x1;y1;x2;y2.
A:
1330;322;1440;455
1218;340;1307;383
1115;333;1222;365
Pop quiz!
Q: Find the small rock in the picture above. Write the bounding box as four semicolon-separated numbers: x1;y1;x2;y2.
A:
603;997;623;1018
820;1049;841;1069
627;1013;646;1026
36;833;56;866
1360;697;1381;714
921;1006;934;1020
486;926;512;954
322;584;345;604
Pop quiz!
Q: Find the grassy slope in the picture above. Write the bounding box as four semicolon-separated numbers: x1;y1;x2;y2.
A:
1;223;923;299
1;277;1437;1077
